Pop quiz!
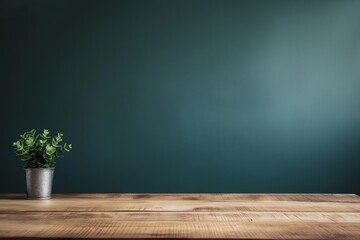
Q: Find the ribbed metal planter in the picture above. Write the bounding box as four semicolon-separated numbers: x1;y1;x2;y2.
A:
25;168;54;200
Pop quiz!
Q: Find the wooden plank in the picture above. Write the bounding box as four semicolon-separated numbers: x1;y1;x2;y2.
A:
1;193;359;202
1;212;360;239
0;198;360;213
2;211;360;223
1;194;360;213
0;194;360;239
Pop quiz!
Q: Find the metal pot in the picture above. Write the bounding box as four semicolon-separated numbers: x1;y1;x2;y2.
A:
25;168;54;200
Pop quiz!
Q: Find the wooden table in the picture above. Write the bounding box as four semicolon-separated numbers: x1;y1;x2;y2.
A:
0;194;360;239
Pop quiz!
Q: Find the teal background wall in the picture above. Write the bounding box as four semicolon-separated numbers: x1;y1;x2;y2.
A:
1;0;360;194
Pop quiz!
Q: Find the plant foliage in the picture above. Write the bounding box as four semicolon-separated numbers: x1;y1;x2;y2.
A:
13;129;72;168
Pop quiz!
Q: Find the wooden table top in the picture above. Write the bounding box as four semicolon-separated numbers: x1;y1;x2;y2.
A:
0;194;360;239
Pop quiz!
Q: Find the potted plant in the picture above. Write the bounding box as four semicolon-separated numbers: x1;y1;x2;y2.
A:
13;129;72;199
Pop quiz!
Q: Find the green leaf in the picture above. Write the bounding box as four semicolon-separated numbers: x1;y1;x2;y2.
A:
14;129;72;167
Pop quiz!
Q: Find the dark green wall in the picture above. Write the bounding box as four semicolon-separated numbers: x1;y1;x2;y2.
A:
1;0;360;194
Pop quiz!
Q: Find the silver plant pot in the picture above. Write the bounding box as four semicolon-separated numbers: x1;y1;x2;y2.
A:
25;168;54;200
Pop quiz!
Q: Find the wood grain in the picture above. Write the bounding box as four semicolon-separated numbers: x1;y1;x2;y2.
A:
1;194;360;213
0;194;359;239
